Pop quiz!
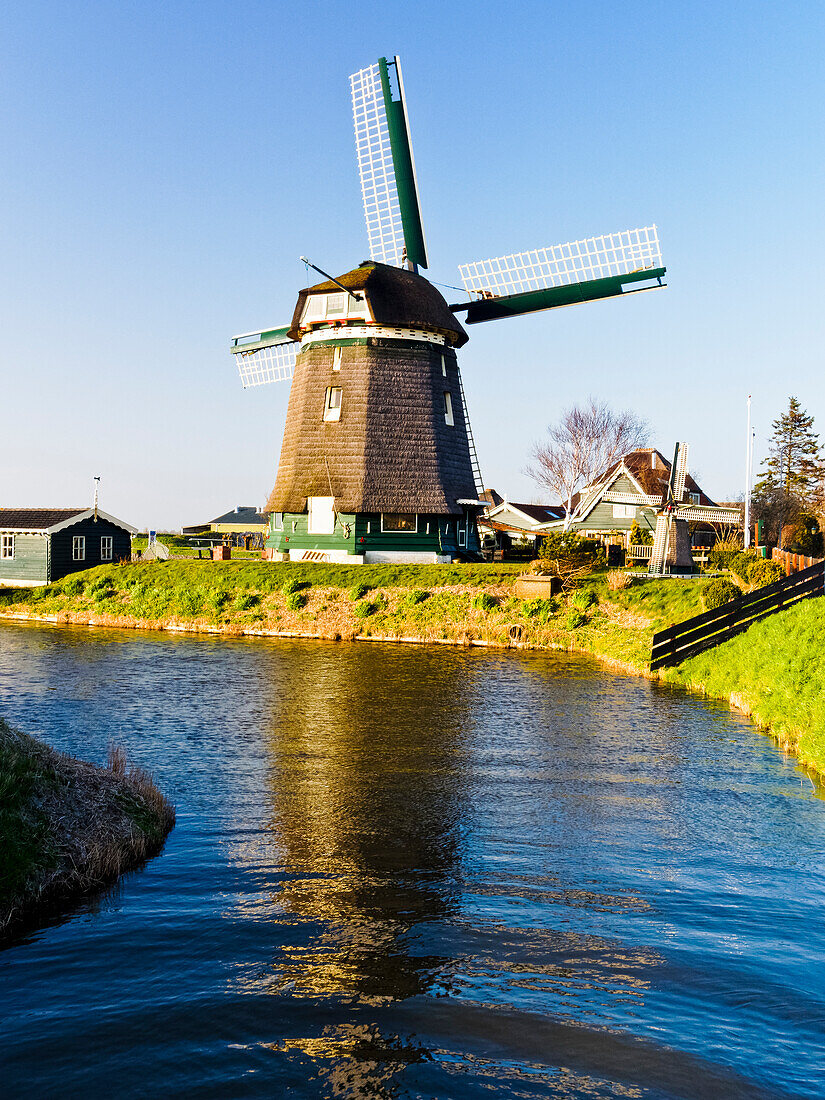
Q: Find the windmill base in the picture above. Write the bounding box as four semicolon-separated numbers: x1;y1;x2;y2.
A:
649;518;696;575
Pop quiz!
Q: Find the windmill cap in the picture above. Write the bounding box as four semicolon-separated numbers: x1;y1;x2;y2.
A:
289;261;468;347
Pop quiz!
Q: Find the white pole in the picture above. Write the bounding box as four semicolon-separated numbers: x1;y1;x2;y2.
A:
743;396;751;548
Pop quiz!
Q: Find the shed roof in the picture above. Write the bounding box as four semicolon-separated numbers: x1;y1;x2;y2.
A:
210;506;266;526
0;508;138;534
288;262;468;348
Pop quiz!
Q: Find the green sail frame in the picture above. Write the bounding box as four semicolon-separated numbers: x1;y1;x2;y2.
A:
379;56;428;271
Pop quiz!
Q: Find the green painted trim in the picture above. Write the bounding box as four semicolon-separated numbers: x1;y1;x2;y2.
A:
379;57;428;270
464;268;667;324
230;325;292;354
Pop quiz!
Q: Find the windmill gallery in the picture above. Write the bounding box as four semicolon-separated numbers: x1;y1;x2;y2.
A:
230;56;669;566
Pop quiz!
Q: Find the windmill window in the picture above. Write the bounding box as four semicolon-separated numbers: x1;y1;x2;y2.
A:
612;504;636;519
323;387;343;421
444;391;454;426
381;513;418;533
1;534;13;559
441;354;447;377
273;513;284;530
73;536;85;561
100;536;113;561
689;492;700;505
332;347;342;371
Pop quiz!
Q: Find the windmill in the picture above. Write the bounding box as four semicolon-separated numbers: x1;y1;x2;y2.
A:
231;55;667;564
647;443;741;574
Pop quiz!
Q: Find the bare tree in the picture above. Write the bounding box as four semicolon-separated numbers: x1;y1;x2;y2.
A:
526;399;649;529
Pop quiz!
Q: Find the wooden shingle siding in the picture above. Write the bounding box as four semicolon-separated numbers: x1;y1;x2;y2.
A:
0;534;49;585
48;519;132;582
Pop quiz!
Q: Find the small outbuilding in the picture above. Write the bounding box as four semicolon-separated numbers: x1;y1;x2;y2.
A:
0;509;137;587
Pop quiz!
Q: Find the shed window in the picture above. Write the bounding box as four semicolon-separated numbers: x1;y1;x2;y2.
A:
458;525;467;548
444;391;454;426
308;496;335;534
381;513;417;533
1;534;13;559
100;536;113;561
324;386;342;421
73;536;85;561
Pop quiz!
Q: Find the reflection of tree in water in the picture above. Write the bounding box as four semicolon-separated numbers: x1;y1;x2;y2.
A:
261;645;474;1094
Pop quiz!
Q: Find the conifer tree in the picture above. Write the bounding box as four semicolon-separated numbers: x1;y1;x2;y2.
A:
754;396;823;502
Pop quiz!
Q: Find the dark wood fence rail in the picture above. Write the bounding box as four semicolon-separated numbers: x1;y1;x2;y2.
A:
650;560;825;671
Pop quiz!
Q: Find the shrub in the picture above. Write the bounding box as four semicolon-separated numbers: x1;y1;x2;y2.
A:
571;589;596;610
349;581;374;601
281;576;310;596
786;512;823;556
404;589;430;605
708;547;738;570
538;532;605;587
472;593;498;612
61;575;86;597
286;591;308;611
746;559;783;587
730;551;758;583
702;577;741;610
521;598;557;623
565;609;587;630
607;569;633;591
629;520;653;546
232;593;260;612
354;599;377;619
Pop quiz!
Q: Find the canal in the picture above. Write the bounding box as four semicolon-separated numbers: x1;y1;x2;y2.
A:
1;623;824;1098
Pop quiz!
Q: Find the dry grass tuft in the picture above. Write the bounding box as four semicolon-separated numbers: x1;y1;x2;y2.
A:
607;570;634;592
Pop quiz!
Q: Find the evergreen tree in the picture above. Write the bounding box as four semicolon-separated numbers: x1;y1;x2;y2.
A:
754;396;823;502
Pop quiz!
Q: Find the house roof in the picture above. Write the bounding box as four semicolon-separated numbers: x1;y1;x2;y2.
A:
210;506;267;526
568;449;716;515
288;262;469;348
0;508;138;534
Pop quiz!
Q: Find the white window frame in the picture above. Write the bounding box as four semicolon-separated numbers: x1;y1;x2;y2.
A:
332;346;342;371
100;536;113;561
380;513;418;534
441;354;447;377
307;496;335;535
689;492;700;505
73;535;85;561
325;293;345;315
444;391;454;426
458;524;467;548
1;534;14;560
324;386;342;421
612;504;636;519
273;512;284;531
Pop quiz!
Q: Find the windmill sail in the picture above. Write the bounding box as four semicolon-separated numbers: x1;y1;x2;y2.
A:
230;326;299;388
456;226;664;324
350;56;428;270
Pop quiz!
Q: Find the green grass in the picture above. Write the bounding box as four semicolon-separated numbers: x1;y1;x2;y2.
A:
663;598;825;775
0;720;57;905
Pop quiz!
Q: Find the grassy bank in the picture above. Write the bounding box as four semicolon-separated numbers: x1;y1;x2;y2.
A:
0;560;703;670
662;598;825;776
0;719;175;936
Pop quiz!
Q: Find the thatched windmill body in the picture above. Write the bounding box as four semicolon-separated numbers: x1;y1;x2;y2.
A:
232;56;667;563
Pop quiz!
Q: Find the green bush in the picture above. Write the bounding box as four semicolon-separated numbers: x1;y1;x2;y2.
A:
232;593;260;612
62;575;86;597
708;547;739;570
571;589;596;610
746;559;783;587
730;551;758;583
565;609;587;630
702;577;741;610
629;520;653;546
472;593;498;612
349;581;375;601
404;589;430;606
521;598;557;623
354;599;377;618
286;591;308;611
281;575;310;596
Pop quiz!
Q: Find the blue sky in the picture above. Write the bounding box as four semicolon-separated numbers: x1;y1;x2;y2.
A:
3;1;824;528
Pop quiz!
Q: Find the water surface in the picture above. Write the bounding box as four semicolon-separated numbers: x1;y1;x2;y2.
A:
1;623;823;1098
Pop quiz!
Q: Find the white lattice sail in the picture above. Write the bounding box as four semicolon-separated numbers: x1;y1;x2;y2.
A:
351;62;406;268
459;225;662;298
231;333;299;388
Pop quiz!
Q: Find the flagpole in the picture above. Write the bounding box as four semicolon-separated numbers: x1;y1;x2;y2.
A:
743;396;752;548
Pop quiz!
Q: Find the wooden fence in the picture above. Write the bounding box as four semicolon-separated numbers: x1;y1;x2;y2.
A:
650;560;825;671
772;547;824;575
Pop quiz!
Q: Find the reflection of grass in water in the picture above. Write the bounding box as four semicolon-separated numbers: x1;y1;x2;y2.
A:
664;598;825;776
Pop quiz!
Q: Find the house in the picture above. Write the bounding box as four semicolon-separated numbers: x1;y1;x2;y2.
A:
539;449;725;548
479;500;566;557
209;506;268;536
0;509;137;587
